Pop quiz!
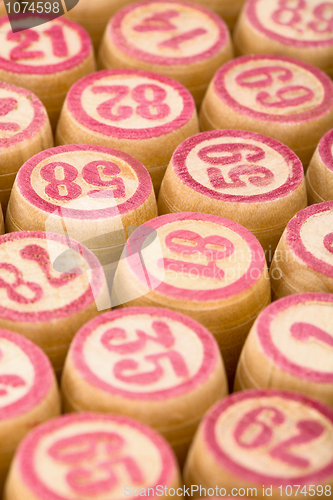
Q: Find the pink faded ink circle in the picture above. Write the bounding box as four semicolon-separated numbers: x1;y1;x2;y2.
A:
256;293;333;383
17;144;152;219
16;412;178;500
246;0;333;48
203;389;333;485
286;201;333;278
0;328;53;420
108;0;229;66
67;69;195;140
318;128;333;173
0;16;91;75
125;212;266;301
213;54;333;123
0;231;104;322
0;81;47;149
172;129;303;202
71;307;220;399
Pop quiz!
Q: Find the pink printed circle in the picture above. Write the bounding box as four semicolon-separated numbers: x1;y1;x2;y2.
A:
256;293;333;383
246;0;333;48
172;129;303;202
70;307;220;399
203;389;333;485
0;328;53;420
0;231;104;322
108;0;228;66
286;201;333;278
124;212;266;301
318;128;333;173
213;54;333;123
0;81;47;149
17;144;152;219
0;16;91;75
16;412;178;500
66;69;195;140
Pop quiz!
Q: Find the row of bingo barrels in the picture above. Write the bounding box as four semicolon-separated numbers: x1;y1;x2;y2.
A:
61;307;228;465
0;230;110;375
97;0;234;107
5;144;158;284
200;54;333;169
0;82;53;211
0;14;96;129
0;328;60;495
234;0;333;78
235;293;333;407
55;69;200;194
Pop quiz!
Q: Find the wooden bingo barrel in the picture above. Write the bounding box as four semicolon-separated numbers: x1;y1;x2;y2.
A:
306;128;333;204
235;294;333;407
188;0;246;30
56;69;199;194
112;212;271;384
61;307;228;464
234;0;333;78
98;0;233;106
5;412;182;500
6;144;157;269
0;15;95;129
0;329;60;494
270;201;333;298
200;54;333;168
0;82;53;211
184;390;333;499
65;0;135;51
158;129;307;260
0;231;110;375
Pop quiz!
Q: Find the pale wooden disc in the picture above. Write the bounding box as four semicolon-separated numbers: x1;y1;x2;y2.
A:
0;328;60;493
5;413;181;500
158;129;306;257
306;128;333;204
0;15;95;128
61;307;227;463
270;201;333;298
200;54;333;168
98;0;233;105
113;212;270;384
6;144;157;252
235;293;333;407
234;0;333;77
184;390;333;498
0;231;110;374
55;69;199;194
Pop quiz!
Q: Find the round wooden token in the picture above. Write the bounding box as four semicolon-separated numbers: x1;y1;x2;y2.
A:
234;0;333;78
0;15;96;129
61;307;227;465
184;390;333;498
0;231;110;375
270;201;333;299
4;412;182;500
0;81;53;210
188;0;246;30
306;128;333;204
6;144;157;257
113;212;271;385
98;0;233;106
158;129;307;260
235;293;333;408
65;0;135;51
55;69;199;195
0;328;60;494
200;54;333;168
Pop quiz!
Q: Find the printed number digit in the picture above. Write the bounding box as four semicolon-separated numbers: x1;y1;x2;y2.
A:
290;322;333;348
0;97;19;132
82;160;126;199
324;232;333;254
44;25;69;57
92;86;132;122
0;262;43;304
133;9;179;31
308;3;333;33
271;0;306;28
132;84;170;120
7;29;44;60
40;162;82;201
